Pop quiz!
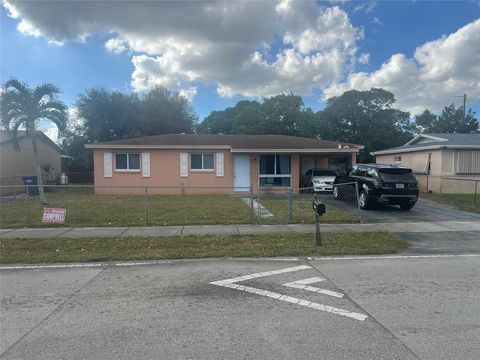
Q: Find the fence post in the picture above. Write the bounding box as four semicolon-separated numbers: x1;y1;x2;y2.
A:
257;190;261;219
144;186;149;225
475;180;478;207
26;185;31;226
354;182;362;222
287;187;292;224
249;184;255;224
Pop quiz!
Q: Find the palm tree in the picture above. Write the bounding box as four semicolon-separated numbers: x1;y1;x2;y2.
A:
1;78;68;204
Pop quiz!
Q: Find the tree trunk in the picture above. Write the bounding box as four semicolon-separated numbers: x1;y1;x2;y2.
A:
32;135;49;205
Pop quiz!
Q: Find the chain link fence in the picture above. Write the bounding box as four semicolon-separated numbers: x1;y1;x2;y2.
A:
0;184;361;228
414;175;479;211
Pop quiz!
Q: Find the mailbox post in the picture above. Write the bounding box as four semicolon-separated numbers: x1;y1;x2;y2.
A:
312;194;326;246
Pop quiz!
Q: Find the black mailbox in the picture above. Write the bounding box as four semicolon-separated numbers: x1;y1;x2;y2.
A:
312;198;326;216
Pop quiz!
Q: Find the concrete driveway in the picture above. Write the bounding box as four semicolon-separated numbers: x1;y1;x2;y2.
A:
359;198;480;223
1;256;479;360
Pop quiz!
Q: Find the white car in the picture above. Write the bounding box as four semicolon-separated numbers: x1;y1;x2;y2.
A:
303;169;337;192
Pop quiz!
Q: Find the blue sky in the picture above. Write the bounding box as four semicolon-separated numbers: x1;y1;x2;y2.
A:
1;0;479;134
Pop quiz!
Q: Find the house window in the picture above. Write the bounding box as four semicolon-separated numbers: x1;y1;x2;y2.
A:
191;153;214;171
394;155;402;162
115;153;140;171
259;154;291;187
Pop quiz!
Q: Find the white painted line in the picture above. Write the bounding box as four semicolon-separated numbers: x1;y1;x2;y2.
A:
218;282;366;321
0;263;106;270
210;265;312;286
210;265;367;321
283;277;344;298
287;277;325;285
308;254;480;261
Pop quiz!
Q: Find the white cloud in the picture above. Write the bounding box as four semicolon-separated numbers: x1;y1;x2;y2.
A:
352;1;376;14
3;0;362;100
323;19;480;114
358;53;369;64
105;38;127;54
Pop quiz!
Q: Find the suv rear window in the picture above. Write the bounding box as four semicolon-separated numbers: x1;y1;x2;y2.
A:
378;168;416;181
312;170;337;176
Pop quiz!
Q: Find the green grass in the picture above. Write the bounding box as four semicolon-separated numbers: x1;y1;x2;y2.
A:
259;196;359;224
0;188;252;228
423;193;480;213
0;232;407;264
1;189;360;229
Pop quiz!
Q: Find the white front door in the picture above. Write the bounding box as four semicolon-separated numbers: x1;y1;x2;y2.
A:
234;155;251;192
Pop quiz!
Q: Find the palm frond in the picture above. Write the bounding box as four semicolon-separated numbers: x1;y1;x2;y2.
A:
33;83;61;104
2;78;29;96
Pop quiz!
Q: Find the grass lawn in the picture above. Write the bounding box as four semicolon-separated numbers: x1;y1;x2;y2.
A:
0;232;406;264
1;189;360;228
423;193;480;213
259;196;359;224
0;188;252;228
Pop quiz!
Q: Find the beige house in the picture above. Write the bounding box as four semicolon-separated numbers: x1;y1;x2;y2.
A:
372;133;480;194
0;130;63;186
85;134;363;195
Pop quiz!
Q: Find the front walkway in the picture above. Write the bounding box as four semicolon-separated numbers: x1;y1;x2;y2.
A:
1;221;480;239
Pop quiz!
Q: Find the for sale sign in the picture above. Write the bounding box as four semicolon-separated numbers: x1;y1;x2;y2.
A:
42;208;67;224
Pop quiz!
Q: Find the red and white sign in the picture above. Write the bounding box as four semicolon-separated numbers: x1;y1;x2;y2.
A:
42;208;67;224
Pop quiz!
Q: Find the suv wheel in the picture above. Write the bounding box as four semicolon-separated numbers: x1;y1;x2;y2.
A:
400;202;414;211
358;190;371;210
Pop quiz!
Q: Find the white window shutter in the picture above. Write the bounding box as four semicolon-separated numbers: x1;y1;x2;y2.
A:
142;152;150;177
216;152;224;177
104;152;112;178
180;153;188;177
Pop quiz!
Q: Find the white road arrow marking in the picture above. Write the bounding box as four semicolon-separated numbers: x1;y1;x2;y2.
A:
282;277;344;299
209;265;368;322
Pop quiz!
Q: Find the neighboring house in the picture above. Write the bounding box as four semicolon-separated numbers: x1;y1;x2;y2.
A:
85;134;364;195
372;133;480;194
0;130;63;186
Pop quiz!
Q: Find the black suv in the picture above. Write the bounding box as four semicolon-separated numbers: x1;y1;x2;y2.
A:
334;164;419;210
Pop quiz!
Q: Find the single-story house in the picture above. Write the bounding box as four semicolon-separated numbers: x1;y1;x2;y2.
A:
372;133;480;194
85;134;364;195
0;130;63;186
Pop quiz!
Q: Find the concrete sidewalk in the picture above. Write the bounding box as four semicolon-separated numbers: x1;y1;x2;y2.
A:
1;221;480;239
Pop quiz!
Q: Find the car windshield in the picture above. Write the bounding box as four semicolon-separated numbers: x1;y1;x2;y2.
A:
312;170;336;176
378;168;416;181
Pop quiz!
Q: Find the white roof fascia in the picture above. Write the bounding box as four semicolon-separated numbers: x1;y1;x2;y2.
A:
372;145;480;156
231;148;362;153
404;134;448;146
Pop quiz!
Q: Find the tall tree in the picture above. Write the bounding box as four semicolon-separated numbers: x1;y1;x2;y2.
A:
64;86;197;171
317;88;414;162
75;88;141;143
414;104;479;133
198;94;317;137
415;109;437;133
1;78;68;204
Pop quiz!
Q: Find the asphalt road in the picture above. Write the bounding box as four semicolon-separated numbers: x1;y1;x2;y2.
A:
1;255;479;360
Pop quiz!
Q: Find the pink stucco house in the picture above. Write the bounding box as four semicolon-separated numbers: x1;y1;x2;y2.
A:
85;134;364;194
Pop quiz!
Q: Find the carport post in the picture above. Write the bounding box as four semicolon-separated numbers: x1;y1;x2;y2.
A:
144;186;149;225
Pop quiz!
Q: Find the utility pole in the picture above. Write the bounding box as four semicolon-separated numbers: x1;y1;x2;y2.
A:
463;94;467;119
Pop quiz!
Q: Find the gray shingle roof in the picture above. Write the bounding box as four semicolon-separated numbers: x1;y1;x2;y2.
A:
372;133;480;155
86;134;364;150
